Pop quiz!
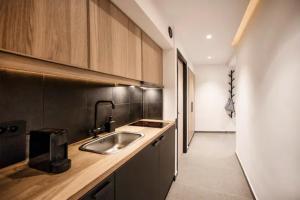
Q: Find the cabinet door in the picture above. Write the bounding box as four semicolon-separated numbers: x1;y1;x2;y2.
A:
115;140;160;200
159;125;176;200
142;32;163;86
127;20;142;80
80;174;115;200
89;0;129;77
110;3;128;77
89;0;111;74
0;0;88;68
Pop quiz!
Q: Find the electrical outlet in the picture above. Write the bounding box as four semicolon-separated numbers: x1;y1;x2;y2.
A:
0;126;7;134
0;120;26;169
8;125;18;132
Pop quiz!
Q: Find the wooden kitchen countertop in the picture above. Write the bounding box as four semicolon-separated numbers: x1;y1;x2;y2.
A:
0;119;175;200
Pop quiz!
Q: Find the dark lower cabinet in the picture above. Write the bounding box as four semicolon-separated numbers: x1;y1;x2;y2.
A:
80;175;115;200
159;125;176;200
115;139;160;200
116;125;175;200
80;125;175;200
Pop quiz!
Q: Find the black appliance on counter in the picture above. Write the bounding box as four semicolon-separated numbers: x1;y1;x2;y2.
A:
29;128;71;173
0;120;26;169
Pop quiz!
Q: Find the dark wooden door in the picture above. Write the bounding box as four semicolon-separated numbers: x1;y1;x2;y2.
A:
159;125;176;200
115;139;160;200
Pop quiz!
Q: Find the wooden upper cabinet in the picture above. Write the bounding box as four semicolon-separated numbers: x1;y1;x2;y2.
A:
89;0;112;74
0;0;88;68
110;3;128;77
142;32;163;86
89;0;142;80
128;20;142;80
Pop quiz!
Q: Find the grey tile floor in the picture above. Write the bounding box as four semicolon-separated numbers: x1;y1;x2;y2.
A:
166;133;253;200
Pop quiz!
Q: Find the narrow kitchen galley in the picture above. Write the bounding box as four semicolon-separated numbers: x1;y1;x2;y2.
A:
0;0;299;200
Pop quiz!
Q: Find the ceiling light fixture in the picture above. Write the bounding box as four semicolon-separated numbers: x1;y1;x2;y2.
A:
207;56;212;59
206;34;212;39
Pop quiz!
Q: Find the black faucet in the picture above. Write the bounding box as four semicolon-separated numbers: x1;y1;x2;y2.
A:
91;100;115;138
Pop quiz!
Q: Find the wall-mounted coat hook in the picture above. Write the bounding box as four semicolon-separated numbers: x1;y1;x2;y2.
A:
225;70;235;118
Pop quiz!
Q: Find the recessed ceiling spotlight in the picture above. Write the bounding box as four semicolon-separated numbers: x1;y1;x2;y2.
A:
206;34;212;39
207;56;212;59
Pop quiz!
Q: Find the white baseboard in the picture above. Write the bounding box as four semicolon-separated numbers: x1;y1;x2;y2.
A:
235;152;258;200
195;130;236;133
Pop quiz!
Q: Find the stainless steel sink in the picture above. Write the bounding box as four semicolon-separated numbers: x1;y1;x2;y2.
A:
79;132;144;154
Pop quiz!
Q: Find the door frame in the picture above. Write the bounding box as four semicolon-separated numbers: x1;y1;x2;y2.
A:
187;68;196;148
176;49;188;162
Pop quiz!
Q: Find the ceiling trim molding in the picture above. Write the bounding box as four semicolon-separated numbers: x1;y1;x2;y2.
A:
232;0;260;46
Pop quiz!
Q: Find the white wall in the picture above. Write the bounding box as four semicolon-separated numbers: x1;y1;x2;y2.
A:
175;38;196;72
234;0;300;199
194;65;235;132
163;34;196;121
163;48;177;121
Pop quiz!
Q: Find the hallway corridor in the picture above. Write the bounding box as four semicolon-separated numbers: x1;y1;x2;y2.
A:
167;133;253;200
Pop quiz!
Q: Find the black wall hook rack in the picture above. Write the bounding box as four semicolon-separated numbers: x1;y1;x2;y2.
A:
228;70;235;118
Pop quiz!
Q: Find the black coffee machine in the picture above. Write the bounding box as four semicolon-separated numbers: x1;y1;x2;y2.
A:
29;128;71;173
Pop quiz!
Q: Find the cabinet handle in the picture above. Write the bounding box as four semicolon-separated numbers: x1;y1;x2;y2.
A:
152;140;160;147
160;135;165;141
93;181;112;200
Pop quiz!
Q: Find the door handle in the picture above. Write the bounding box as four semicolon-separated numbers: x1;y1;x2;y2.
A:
93;181;112;200
152;139;160;147
191;102;194;112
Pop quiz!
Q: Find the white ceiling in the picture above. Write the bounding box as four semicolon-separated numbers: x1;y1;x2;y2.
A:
152;0;249;65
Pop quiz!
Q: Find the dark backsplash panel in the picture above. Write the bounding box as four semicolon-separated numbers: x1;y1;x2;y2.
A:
0;70;44;132
0;70;162;143
143;89;163;120
43;77;90;143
